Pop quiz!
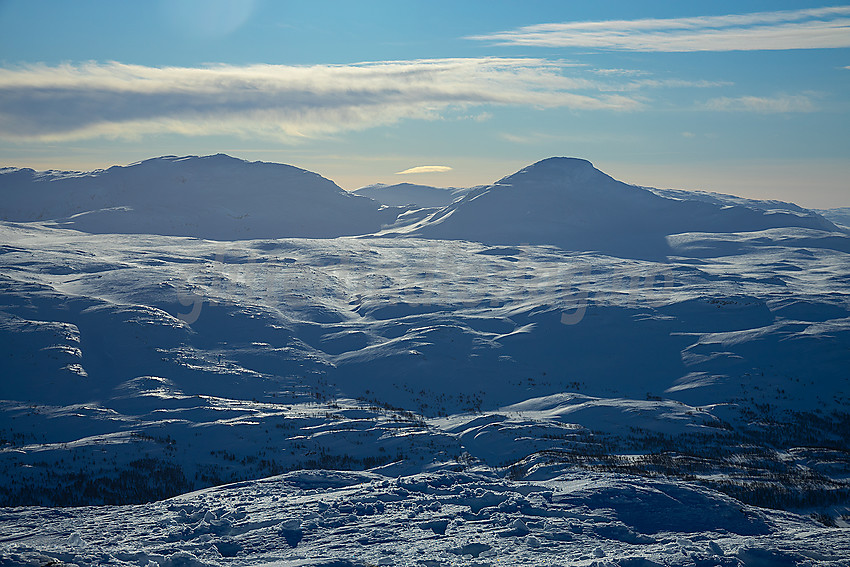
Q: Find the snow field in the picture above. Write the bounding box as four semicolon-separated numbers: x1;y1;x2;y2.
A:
2;469;847;566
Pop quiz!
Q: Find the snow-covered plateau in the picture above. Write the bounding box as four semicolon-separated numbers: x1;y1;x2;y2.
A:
1;155;849;566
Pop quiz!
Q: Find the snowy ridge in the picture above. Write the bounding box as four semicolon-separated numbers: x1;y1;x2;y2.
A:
648;186;813;215
817;206;850;229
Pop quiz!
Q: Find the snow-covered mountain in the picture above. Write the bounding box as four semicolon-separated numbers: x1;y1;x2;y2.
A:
1;155;849;566
0;154;394;239
352;182;473;208
390;157;839;259
3;155;839;252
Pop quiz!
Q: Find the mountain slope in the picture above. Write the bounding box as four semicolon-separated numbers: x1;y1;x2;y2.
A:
817;206;850;229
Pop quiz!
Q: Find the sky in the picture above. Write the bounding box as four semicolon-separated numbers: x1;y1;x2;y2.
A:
1;0;849;207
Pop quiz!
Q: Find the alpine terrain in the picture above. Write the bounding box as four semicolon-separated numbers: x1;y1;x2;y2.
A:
1;155;849;566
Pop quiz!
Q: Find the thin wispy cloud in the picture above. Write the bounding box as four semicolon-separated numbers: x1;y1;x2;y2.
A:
705;94;816;113
470;6;850;52
623;78;732;92
395;165;453;175
592;68;649;77
0;59;640;142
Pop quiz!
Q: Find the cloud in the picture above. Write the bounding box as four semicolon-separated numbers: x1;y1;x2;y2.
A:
704;94;816;113
396;165;453;174
592;68;649;77
614;78;732;92
499;133;537;144
0;59;641;142
470;7;850;52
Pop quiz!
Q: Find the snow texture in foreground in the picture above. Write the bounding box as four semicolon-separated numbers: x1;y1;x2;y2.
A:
2;468;846;566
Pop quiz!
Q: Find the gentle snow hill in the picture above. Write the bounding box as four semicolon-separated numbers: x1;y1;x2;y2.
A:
393;157;840;260
0;154;394;239
352;182;473;208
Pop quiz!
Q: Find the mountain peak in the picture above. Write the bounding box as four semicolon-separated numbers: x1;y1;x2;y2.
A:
532;156;594;169
497;157;606;187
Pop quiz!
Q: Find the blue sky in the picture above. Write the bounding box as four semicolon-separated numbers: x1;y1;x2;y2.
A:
1;1;849;206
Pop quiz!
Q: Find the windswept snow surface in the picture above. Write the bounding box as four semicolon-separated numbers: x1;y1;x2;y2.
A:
3;468;847;567
1;156;849;565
